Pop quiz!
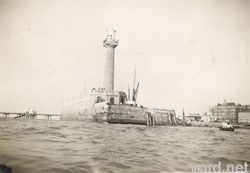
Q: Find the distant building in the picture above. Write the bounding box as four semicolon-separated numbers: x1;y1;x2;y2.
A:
209;100;250;124
185;113;201;122
238;112;250;125
200;112;213;123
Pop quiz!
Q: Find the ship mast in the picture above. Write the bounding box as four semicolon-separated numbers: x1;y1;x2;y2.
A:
183;107;186;125
133;68;136;94
132;68;136;101
127;67;140;104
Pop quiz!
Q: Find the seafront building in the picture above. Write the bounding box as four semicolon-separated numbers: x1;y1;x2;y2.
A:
209;100;250;124
238;112;250;125
200;112;214;123
185;114;201;122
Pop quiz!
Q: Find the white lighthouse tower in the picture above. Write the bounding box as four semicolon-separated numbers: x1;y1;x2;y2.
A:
103;29;119;93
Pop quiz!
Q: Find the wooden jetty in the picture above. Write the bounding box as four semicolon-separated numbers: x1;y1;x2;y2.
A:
0;112;61;120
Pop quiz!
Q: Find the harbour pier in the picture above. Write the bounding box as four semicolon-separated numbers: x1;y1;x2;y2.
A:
61;30;177;126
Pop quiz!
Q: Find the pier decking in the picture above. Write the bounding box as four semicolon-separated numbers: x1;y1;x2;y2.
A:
0;112;61;120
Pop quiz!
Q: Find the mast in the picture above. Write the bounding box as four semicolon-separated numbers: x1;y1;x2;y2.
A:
134;82;140;101
127;67;140;104
128;86;130;101
133;68;136;92
183;107;186;125
132;68;136;101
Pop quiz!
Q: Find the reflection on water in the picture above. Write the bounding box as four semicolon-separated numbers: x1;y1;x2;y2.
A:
0;119;249;173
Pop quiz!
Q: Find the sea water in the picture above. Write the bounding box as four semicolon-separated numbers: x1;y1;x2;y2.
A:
0;119;249;173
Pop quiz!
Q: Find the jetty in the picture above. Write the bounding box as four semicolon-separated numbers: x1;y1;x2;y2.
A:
0;111;61;120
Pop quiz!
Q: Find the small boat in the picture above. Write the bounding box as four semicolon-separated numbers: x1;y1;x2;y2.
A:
219;126;234;131
219;120;234;131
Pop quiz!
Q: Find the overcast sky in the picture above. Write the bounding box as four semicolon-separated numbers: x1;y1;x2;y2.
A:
0;0;249;116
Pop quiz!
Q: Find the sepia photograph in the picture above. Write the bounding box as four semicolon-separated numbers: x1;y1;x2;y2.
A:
0;0;249;172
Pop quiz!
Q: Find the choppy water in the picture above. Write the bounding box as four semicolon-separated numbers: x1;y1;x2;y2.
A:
0;119;249;173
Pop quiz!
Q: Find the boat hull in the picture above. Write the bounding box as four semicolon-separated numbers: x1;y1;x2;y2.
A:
219;127;235;131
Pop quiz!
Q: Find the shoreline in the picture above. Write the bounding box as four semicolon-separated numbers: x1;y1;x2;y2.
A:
189;121;250;129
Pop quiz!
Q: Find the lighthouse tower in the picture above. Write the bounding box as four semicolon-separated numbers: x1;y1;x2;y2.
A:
103;29;119;93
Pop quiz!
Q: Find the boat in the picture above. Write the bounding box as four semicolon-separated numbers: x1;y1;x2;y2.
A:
219;120;234;131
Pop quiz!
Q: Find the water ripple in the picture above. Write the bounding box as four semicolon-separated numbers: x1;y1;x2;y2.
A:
0;119;249;173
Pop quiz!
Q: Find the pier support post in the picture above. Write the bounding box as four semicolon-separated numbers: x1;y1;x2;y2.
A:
168;113;172;125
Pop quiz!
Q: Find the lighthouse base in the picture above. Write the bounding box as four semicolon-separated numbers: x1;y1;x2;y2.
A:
62;102;177;126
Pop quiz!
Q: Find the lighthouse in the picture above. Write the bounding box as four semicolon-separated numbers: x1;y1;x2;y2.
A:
103;29;119;93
